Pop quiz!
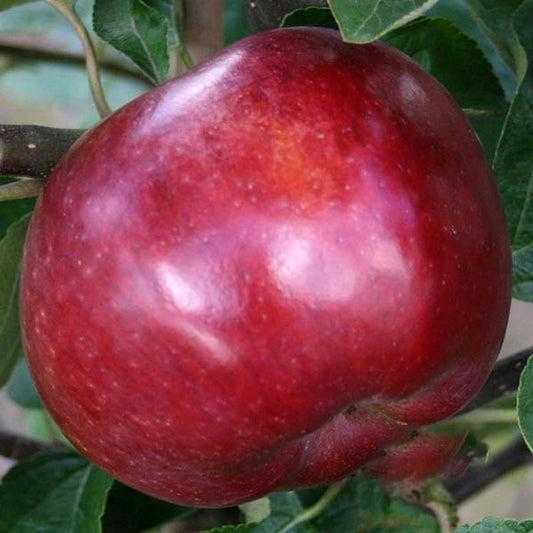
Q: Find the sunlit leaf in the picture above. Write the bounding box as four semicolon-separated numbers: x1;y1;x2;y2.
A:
493;0;533;300
328;0;439;43
93;0;169;84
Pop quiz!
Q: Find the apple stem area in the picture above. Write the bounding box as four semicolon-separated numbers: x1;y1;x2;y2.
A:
278;482;344;533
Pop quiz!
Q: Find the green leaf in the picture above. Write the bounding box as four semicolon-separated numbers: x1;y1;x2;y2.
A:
240;497;271;524
281;7;338;29
465;0;524;73
428;0;517;100
383;17;505;111
0;179;36;240
0;0;37;11
103;481;191;533
253;493;312;533
455;517;533;532
468;113;506;162
93;0;169;85
0;450;113;533
328;0;440;43
493;0;533;301
204;524;258;533
282;10;505;112
0;212;31;386
311;478;438;533
143;0;192;69
518;355;533;451
454;433;489;465
422;483;458;531
7;355;43;409
225;0;249;45
202;493;310;533
143;0;180;47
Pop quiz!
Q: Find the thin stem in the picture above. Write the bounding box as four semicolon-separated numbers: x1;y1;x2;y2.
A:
462;108;506;118
426;501;452;533
0;37;150;84
167;0;192;75
177;41;195;70
278;482;343;533
0;179;43;201
44;0;111;118
444;408;517;428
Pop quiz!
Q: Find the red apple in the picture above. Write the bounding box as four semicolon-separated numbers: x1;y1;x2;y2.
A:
20;27;511;507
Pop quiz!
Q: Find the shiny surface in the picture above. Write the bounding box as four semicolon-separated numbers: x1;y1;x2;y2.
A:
21;28;511;507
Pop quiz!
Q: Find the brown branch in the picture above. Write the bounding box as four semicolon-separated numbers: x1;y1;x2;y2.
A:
0;125;84;179
182;0;225;66
0;429;63;462
446;437;533;503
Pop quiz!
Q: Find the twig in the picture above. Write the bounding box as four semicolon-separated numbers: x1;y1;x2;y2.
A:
462;108;506;118
0;125;84;179
426;501;452;533
446;437;533;503
0;179;43;200
0;36;149;84
278;481;343;533
443;408;517;428
0;429;63;461
44;0;111;118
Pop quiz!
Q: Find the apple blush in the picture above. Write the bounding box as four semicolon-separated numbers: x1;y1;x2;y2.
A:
20;27;511;507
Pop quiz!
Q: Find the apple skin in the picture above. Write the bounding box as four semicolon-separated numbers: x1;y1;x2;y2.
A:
20;27;511;507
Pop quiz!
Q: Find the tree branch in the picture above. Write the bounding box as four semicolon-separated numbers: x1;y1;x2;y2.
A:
0;125;84;179
0;429;62;462
182;0;225;66
446;437;533;503
0;36;149;84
